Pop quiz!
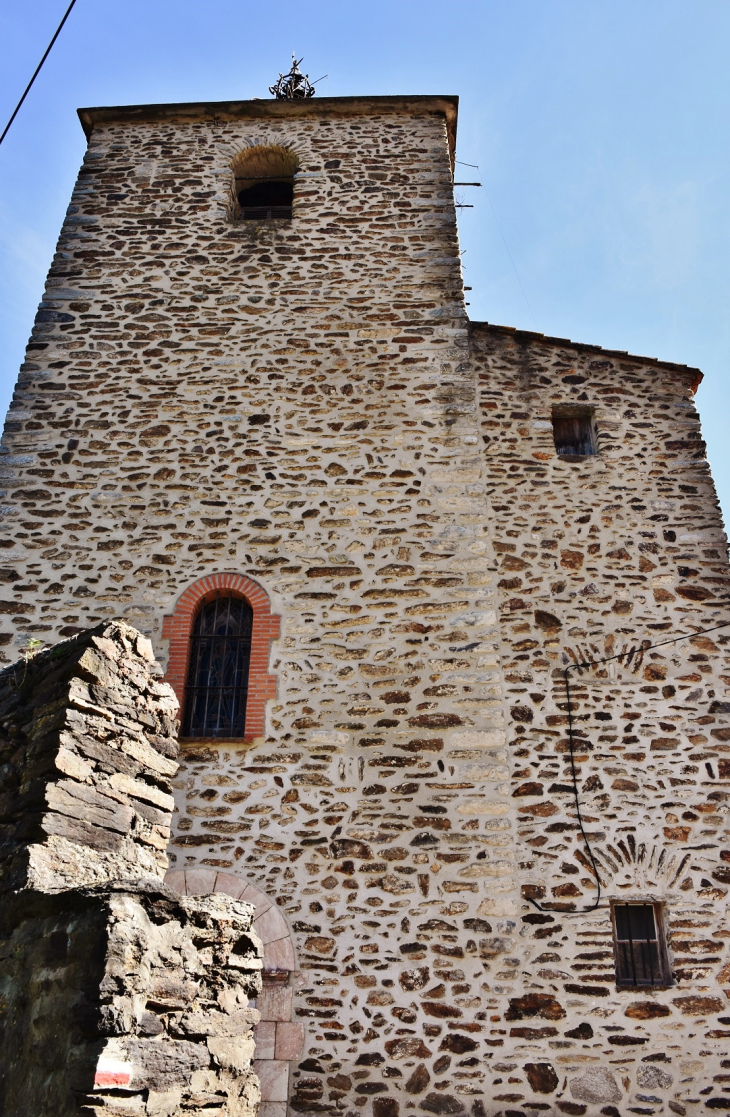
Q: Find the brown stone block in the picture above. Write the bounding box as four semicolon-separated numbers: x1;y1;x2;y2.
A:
651;737;679;750
506;994;566;1021
524;1062;559;1093
404;1063;430;1094
663;825;692;841
624;1001;672;1019
385;1038;432;1059
563;983;610;997
373;1100;400;1117
519;802;559;816
560;549;584;569
418;1092;465;1114
423;1002;461;1019
509;1026;558;1038
672;995;724;1015
512;781;543;797
534;610;562;631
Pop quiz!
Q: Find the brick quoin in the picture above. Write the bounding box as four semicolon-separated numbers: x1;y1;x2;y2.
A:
161;573;280;740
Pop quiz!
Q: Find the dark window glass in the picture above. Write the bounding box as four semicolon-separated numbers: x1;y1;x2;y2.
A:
552;410;596;457
183;594;253;739
613;903;666;986
237;178;293;220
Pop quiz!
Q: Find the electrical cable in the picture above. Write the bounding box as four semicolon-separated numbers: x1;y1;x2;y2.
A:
524;619;730;916
483;184;539;332
0;0;79;149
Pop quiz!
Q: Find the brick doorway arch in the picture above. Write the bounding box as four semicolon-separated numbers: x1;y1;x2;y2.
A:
165;868;304;1117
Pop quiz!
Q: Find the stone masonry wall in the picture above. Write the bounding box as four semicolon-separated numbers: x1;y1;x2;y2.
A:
470;323;730;1115
0;883;263;1117
0;94;728;1117
0;624;263;1117
0;619;178;890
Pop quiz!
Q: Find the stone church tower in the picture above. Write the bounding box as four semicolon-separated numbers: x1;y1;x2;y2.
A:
1;90;730;1115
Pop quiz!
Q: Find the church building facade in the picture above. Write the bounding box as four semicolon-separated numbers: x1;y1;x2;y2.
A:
1;91;730;1116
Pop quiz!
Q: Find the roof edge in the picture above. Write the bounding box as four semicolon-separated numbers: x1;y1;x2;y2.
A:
470;320;703;392
77;94;459;160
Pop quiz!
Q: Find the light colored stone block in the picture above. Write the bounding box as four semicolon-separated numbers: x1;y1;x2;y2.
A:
258;1103;287;1117
257;984;292;1022
183;868;217;895
163;869;186;894
254;1059;289;1102
241;883;273;914
254;904;290;945
252;1019;276;1060
263;937;295;972
274;1022;304;1060
214;871;246;899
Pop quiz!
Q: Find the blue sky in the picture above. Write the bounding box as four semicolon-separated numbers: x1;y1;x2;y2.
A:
1;1;729;518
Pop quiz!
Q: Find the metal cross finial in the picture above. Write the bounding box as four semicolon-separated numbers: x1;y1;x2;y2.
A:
269;54;316;100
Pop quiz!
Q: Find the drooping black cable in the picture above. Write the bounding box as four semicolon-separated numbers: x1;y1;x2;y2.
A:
562;663;604;913
525;619;730;916
0;0;79;149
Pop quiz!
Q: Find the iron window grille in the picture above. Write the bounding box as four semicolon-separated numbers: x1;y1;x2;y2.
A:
236;177;293;221
182;594;253;739
552;407;597;458
611;902;670;987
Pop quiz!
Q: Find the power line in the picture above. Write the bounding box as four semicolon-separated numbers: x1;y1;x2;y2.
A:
483;184;539;332
0;0;79;149
456;160;539;331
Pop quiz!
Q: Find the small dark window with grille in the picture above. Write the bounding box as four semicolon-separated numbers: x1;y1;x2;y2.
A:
552;407;596;458
182;594;252;739
612;903;669;987
237;178;293;221
232;144;298;222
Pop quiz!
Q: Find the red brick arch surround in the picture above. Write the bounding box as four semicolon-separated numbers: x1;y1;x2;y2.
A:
161;573;280;740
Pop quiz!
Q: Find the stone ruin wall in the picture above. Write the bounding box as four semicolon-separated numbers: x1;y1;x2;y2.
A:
0;622;263;1116
0;96;728;1116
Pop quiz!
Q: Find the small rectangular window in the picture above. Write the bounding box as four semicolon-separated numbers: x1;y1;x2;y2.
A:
612;903;669;987
552;407;596;458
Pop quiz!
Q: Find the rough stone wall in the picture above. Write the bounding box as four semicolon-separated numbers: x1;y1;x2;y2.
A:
0;98;521;1115
0;619;179;890
0;625;263;1117
469;323;730;1115
0;883;262;1117
0;96;465;661
0;94;728;1117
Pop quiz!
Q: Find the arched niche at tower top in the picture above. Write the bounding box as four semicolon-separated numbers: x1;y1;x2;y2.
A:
231;144;300;222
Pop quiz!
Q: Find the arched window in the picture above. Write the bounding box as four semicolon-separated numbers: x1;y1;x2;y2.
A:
182;594;253;738
232;145;299;221
163;573;280;742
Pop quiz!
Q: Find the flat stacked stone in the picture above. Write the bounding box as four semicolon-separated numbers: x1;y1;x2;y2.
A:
0;624;263;1117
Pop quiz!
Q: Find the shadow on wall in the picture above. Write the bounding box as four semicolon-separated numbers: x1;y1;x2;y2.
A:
165;869;304;1117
